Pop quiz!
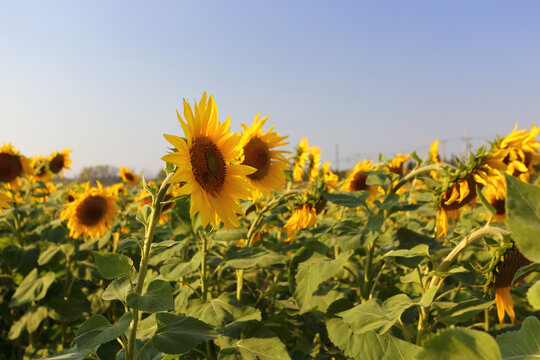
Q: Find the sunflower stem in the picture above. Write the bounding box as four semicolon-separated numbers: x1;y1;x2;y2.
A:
126;172;173;360
200;231;209;301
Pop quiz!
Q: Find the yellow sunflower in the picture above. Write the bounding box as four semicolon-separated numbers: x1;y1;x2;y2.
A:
60;182;118;240
284;204;317;243
435;176;477;238
119;166;139;185
307;146;321;182
292;137;310;182
161;93;255;229
386;153;410;175
497;125;540;182
429;140;441;163
48;148;72;177
483;185;506;223
0;190;11;213
32;181;58;203
341;160;379;199
493;246;533;325
321;162;338;190
31;156;52;182
239;113;289;198
0;143;31;187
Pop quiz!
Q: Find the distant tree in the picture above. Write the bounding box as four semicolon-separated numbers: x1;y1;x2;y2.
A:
79;165;121;185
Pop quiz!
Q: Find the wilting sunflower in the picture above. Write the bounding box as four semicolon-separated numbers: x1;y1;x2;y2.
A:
284;204;317;243
493;246;533;325
342;160;379;199
161;93;254;229
61;182;118;240
119;166;139;185
386;153;410;175
0;190;11;213
239;113;289;198
48;149;72;177
31;156;52;182
307;146;321;182
0;143;31;187
292;138;310;182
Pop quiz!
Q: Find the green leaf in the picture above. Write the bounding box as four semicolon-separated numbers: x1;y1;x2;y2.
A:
46;346;92;360
288;240;329;293
136;205;152;226
38;244;63;265
322;191;369;208
186;293;261;328
384;244;430;258
400;268;422;286
74;311;132;350
497;316;540;359
527;280;540;310
435;299;495;326
326;318;421;360
417;328;501;360
9;269;55;307
294;251;351;313
505;174;540;262
229;337;291;360
102;276;132;304
92;251;133;280
512;263;539;285
223;246;270;270
152;313;217;355
8;306;48;339
478;185;497;218
126;279;174;312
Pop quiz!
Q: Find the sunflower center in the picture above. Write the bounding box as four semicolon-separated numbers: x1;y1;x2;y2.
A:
242;137;271;181
351;172;368;191
125;173;134;181
494;247;532;288
441;177;477;211
189;136;226;197
77;196;107;226
49;155;65;174
0;154;23;182
491;198;506;215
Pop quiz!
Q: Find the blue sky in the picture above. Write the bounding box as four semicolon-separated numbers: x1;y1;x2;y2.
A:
2;1;540;176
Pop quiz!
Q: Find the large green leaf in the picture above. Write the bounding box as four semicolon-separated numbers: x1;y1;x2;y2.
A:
74;312;132;350
527;280;540;310
326;317;421;360
417;328;501;360
223;246;271;270
294;251;351;313
92;251;133;280
496;316;540;359
8;306;48;339
9;269;55;307
186;293;261;328
151;313;217;355
435;299;495;326
46;346;92;360
127;279;174;312
505;174;540;262
323;191;369;208
102;276;132;304
219;337;292;360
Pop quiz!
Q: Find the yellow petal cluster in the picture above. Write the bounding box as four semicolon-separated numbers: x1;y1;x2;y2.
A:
284;205;317;243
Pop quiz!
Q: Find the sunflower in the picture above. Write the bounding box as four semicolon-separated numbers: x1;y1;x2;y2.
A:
493;246;533;325
119;166;139;185
31;156;52;182
292;137;310;182
0;143;31;187
239;113;289;198
284;204;317;243
435;176;477;238
161;93;255;229
60;182;118;240
307;146;321;182
483;185;506;223
321;162;338;190
341;160;379;199
48;149;72;177
429;140;441;163
32;181;58;203
387;153;410;175
497;125;540;182
0;190;11;213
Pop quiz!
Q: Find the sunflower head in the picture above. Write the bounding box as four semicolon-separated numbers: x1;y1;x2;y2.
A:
307;146;321;182
239;113;289;198
291;137;311;182
119;166;139;185
31;156;52;182
342;160;379;198
321;162;338;190
161;93;255;229
0;143;31;187
482;185;506;223
430;140;441;163
60;182;118;240
284;204;317;243
496;124;540;182
387;153;410;175
0;190;11;213
48;149;72;177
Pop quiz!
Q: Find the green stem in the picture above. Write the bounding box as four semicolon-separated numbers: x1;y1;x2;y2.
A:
392;163;450;194
200;231;209;300
126;172;173;360
362;241;376;301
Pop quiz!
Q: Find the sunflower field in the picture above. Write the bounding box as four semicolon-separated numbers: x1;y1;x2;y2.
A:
1;93;540;360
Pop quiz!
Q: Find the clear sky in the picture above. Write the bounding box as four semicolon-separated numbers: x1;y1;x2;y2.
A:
2;1;540;177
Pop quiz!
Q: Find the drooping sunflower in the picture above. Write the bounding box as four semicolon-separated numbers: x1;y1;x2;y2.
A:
307;146;321;182
493;246;533;325
284;204;317;243
0;190;11;213
386;153;410;175
161;93;255;229
435;175;477;238
119;166;139;185
341;160;379;199
60;182;118;240
0;143;31;187
239;113;289;198
292;137;310;182
31;156;52;182
496;124;540;182
48;149;72;177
